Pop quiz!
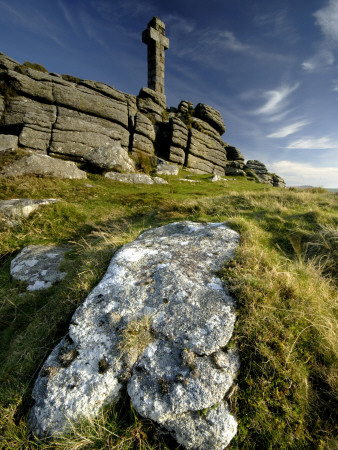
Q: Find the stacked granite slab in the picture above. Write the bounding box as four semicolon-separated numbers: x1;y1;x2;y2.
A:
245;160;273;184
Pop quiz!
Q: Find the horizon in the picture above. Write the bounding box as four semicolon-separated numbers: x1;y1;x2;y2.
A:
1;0;337;188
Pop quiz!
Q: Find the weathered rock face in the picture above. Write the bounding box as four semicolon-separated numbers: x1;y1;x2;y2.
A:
225;145;244;162
194;103;226;136
10;245;68;291
0;154;87;179
245;160;273;184
186;129;227;175
272;174;286;188
0;198;59;229
29;222;240;448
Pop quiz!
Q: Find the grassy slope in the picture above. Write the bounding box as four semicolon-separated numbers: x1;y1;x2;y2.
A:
0;168;337;449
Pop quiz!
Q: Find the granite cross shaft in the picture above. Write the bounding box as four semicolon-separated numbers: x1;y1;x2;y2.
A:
142;17;169;96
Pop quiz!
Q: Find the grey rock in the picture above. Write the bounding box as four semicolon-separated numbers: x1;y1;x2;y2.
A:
272;174;286;188
138;87;167;109
0;154;87;179
131;133;155;156
194;103;226;136
186;129;227;175
178;100;194;115
0;52;19;71
104;172;154;184
224;167;246;176
10;245;68;291
4;69;54;102
134;112;156;142
0;198;59;229
224;145;244;162
84;144;135;173
210;174;221;182
153;177;168;184
0;135;18;153
157;118;188;165
29;221;240;446
226;161;245;169
50;107;130;158
155;159;179;176
245;161;273;184
0;94;4;118
137;87;166;122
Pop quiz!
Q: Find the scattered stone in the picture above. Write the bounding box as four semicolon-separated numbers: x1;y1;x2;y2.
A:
84;143;135;173
0;135;18;153
155;159;179;176
29;221;240;449
0;154;87;179
179;178;201;183
104;172;154;184
153;177;168;184
210;174;221;182
0;198;59;229
10;245;68;291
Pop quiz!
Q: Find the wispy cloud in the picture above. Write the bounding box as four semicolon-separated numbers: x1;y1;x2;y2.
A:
286;136;338;149
333;80;338;91
302;48;335;72
269;160;338;188
0;0;64;47
255;83;299;116
78;10;109;51
313;0;338;41
164;14;195;35
58;1;77;33
254;9;299;45
267;120;309;138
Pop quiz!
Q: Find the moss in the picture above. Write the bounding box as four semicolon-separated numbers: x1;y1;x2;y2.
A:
61;74;81;84
14;61;49;74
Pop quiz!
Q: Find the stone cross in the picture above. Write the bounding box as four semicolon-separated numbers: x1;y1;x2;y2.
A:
142;17;169;96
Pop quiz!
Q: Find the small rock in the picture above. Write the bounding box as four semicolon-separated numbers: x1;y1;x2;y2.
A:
104;172;154;184
0;198;59;229
153;177;168;184
10;245;68;291
155;159;179;176
210;174;221;182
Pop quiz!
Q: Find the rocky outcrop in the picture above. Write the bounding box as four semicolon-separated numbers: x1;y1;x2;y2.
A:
0;52;285;185
10;245;68;291
245;160;272;184
0;154;87;179
29;222;240;448
272;174;286;188
0;198;59;229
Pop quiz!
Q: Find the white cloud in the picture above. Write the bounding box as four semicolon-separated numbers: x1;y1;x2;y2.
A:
301;48;335;72
313;0;338;41
58;1;77;33
269;161;338;188
286;136;338;149
333;80;338;91
267;120;309;138
255;83;299;115
164;14;195;35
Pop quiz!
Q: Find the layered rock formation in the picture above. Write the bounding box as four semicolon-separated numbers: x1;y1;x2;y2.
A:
0;52;285;186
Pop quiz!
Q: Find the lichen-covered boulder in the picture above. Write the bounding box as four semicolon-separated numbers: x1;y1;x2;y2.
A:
10;245;68;291
194;103;226;136
29;222;240;448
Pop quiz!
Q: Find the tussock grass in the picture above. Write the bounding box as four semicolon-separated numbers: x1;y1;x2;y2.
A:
0;173;337;448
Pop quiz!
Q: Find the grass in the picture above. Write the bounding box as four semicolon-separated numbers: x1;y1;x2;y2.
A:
0;169;337;449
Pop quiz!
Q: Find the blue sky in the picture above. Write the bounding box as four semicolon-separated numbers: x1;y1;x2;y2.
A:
1;0;337;187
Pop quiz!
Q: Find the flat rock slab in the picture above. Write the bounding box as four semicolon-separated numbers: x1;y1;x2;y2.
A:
0;198;59;229
104;172;154;184
11;245;68;291
0;154;87;179
29;222;240;448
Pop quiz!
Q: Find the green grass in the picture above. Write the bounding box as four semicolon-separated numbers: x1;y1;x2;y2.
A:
0;171;337;449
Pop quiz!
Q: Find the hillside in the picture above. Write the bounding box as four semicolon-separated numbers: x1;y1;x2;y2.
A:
0;166;337;448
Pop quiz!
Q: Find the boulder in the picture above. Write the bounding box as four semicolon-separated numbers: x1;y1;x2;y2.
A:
83;144;135;173
0;135;18;153
245;160;272;184
0;154;87;179
0;198;59;229
210;174;221;182
10;245;68;291
104;172;154;184
155;159;179;176
29;221;240;449
153;176;168;184
194;103;226;136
